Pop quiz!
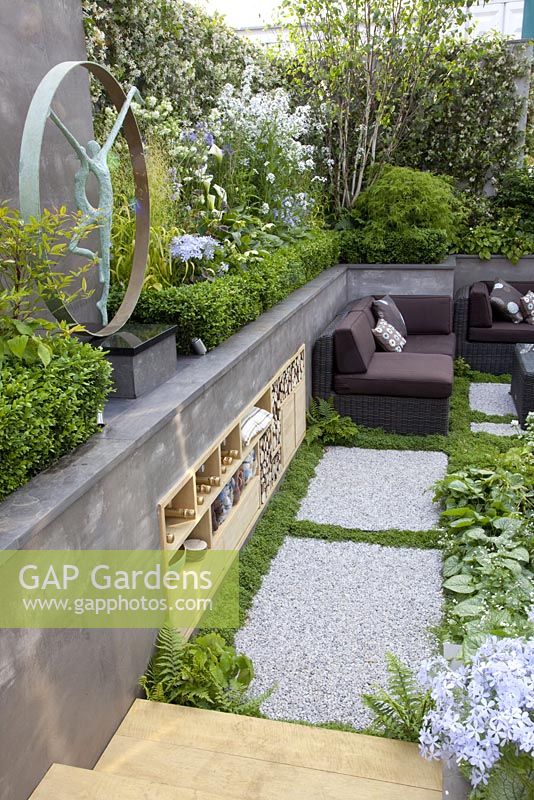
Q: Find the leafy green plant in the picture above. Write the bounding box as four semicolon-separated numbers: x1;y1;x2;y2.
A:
362;653;433;742
0;206;94;365
306;397;358;446
435;434;534;657
352;166;459;238
0;337;112;500
140;625;270;715
395;36;527;190
340;228;449;265
109;230;340;353
282;0;474;210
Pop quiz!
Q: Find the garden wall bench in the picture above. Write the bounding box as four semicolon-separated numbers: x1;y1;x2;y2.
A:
312;295;455;435
454;281;534;374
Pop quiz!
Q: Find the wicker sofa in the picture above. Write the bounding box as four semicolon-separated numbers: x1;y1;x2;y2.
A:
312;295;455;435
454;281;534;374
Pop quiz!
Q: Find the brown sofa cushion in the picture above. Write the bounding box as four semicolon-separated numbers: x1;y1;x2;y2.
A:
404;333;456;358
349;296;375;328
373;295;408;337
390;295;452;335
334;311;376;374
469;282;492;328
334;353;453;399
469;322;534;344
490;279;524;323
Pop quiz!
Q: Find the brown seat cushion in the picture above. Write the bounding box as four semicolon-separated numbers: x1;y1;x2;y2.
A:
469;282;492;328
334;311;376;374
404;333;456;358
390;295;452;335
349;296;375;328
334;353;453;399
469;322;534;344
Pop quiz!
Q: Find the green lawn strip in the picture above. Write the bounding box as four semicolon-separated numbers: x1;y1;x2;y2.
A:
470;411;516;424
289;520;443;550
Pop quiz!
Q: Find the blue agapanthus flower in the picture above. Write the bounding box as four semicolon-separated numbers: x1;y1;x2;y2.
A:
170;234;220;263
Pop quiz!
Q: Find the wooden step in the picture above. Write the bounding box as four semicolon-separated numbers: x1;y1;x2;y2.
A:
29;763;226;799
94;700;441;800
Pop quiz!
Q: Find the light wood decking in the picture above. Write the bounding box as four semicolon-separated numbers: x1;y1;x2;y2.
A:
31;698;442;799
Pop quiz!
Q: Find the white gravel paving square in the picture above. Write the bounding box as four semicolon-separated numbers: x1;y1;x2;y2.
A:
236;537;443;728
296;447;447;531
469;383;515;417
471;422;518;437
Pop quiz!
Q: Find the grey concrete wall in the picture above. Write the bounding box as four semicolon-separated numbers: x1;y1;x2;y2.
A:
0;265;347;800
0;0;103;325
346;260;456;299
454;255;534;292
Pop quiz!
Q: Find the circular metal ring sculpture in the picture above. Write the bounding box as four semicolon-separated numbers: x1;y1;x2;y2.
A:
19;61;150;337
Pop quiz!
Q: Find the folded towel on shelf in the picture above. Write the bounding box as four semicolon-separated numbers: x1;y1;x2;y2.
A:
241;406;273;446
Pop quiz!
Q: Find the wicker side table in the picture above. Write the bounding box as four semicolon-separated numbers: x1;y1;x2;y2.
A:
511;344;534;428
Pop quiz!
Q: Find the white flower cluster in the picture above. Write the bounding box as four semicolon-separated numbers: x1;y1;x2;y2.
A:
209;65;316;177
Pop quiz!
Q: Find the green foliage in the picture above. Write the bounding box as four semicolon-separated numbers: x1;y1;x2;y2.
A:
352;167;459;238
0;206;94;365
306;397;358;446
82;0;270;122
339;167;456;263
395;36;527;190
0;337;112;500
493;168;534;224
455;185;534;264
435;427;534;658
362;653;433;742
473;748;534;800
109;231;340;353
281;0;474;210
340;228;449;265
140;625;269;715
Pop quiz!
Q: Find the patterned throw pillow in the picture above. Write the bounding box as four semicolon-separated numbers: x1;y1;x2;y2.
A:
521;291;534;325
373;295;407;338
372;319;406;353
490;279;524;324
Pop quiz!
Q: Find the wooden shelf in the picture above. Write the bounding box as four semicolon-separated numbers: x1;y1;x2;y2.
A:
157;345;306;558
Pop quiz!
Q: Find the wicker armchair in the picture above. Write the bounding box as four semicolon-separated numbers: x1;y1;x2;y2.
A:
312;308;451;436
454;285;526;375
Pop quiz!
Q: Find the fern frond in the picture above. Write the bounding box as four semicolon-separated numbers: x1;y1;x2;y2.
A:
362;653;433;743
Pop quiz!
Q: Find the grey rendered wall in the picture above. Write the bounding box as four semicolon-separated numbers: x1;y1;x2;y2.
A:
454;255;534;292
346;261;455;299
0;265;347;800
0;0;101;324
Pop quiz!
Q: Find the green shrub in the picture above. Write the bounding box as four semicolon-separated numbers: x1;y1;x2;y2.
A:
109;231;340;353
0;338;112;500
353;166;459;238
140;625;270;715
492;168;534;234
340;228;449;264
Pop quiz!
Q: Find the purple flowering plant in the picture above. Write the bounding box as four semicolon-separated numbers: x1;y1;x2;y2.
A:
419;636;534;796
170;234;221;283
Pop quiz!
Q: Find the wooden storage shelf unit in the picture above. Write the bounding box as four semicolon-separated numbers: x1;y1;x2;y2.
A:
158;346;306;557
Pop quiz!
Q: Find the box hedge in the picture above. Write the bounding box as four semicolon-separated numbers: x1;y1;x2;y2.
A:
109;231;341;353
0;338;113;501
339;228;449;265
